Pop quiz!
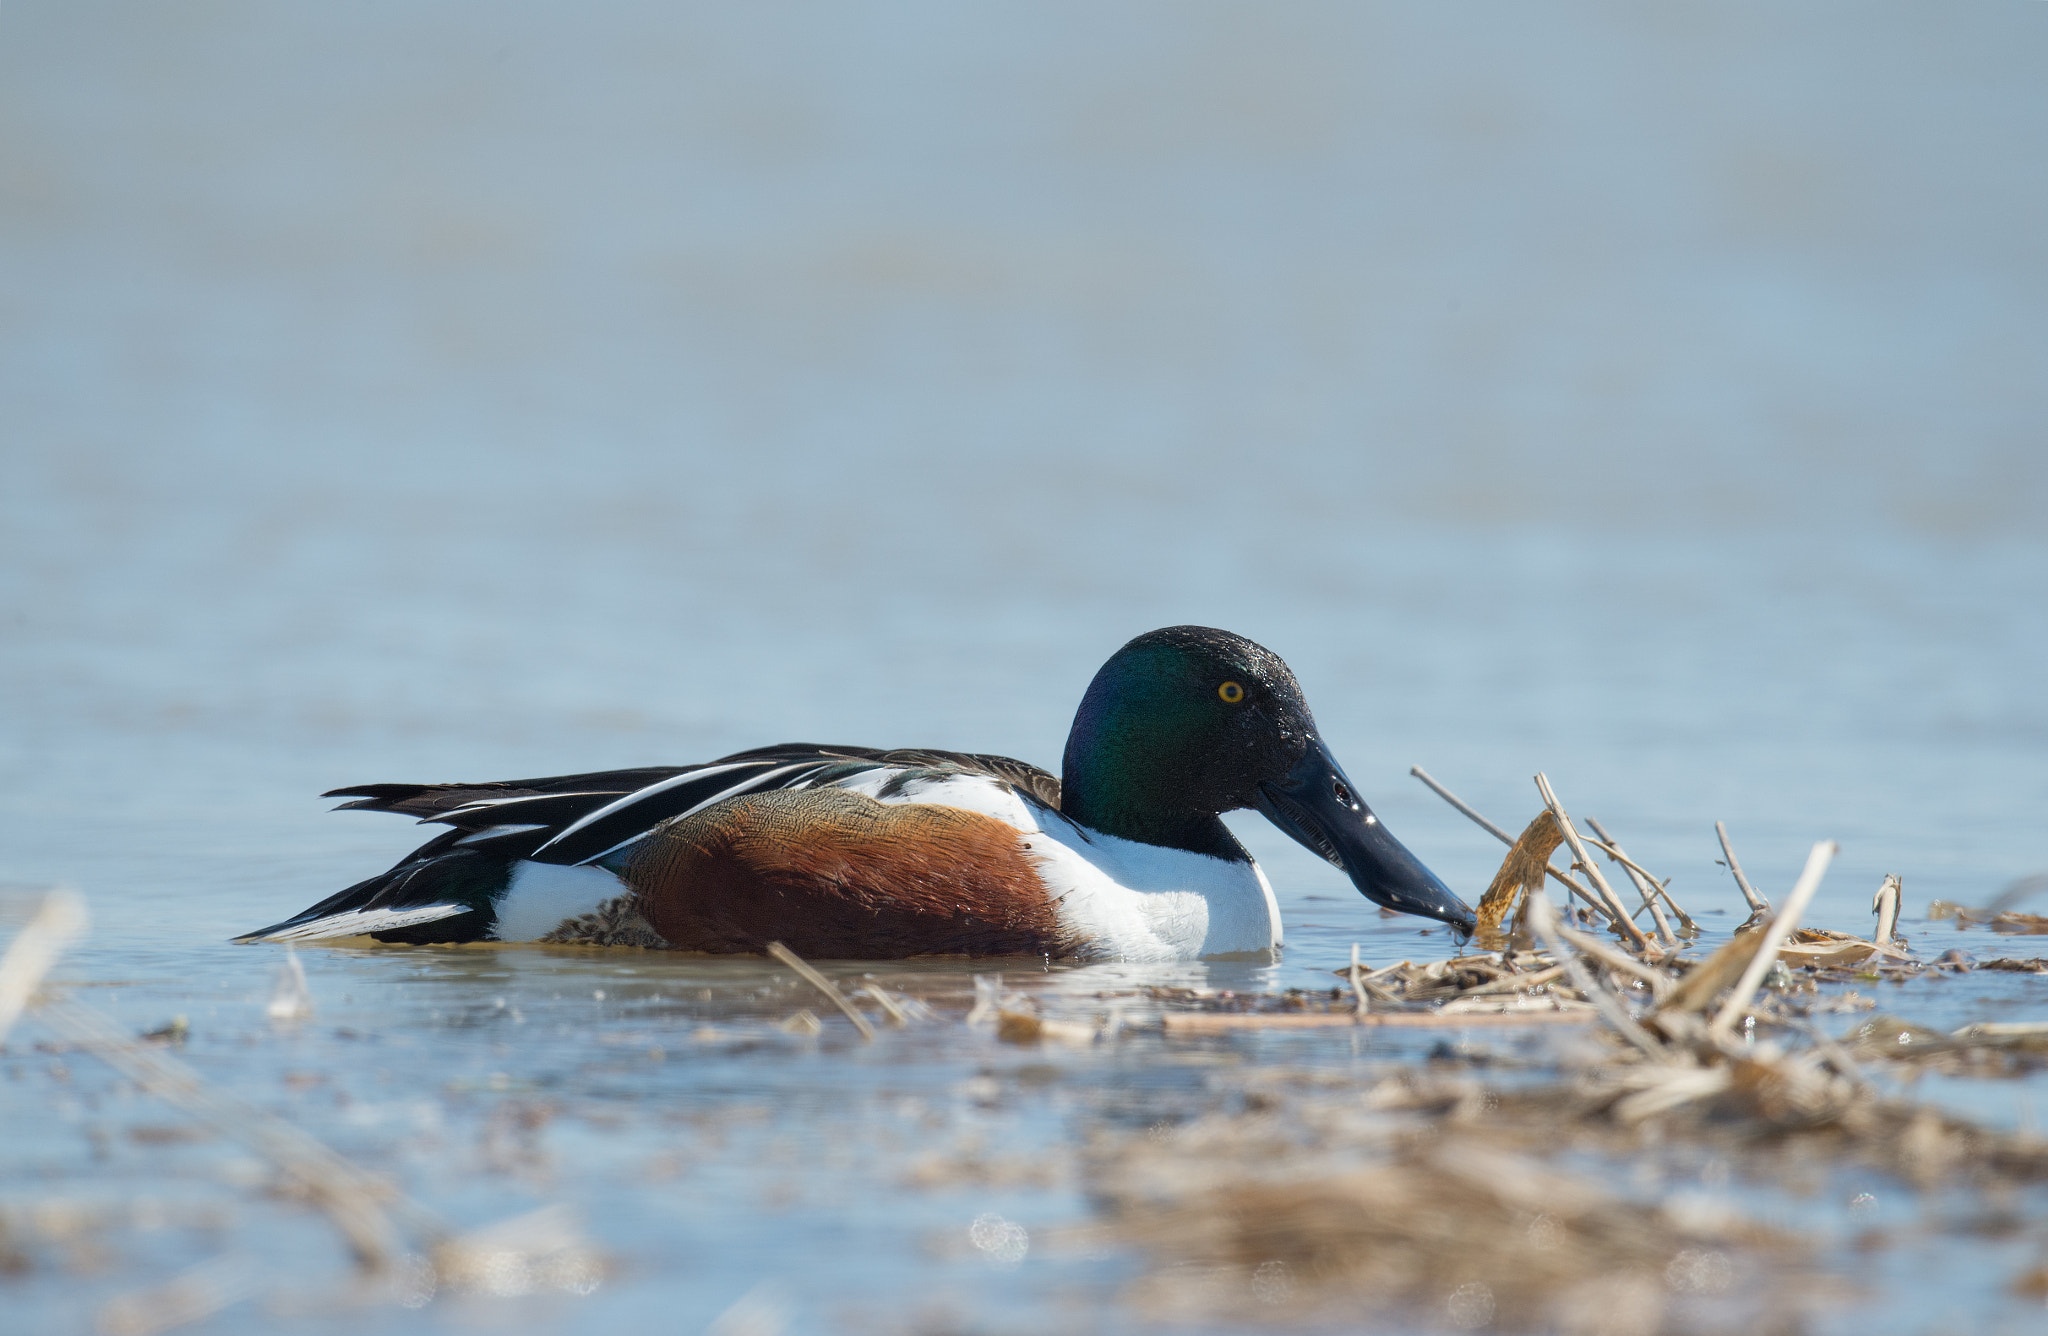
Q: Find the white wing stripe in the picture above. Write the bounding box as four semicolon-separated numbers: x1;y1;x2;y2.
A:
432;791;619;818
454;823;549;845
248;903;472;942
576;761;820;865
530;762;763;857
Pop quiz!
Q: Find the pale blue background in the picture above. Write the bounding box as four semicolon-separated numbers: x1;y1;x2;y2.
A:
3;5;2047;1331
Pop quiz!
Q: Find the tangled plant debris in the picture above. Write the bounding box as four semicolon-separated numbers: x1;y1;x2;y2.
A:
1086;774;2048;1331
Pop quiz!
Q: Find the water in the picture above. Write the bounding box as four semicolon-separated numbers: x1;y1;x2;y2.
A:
4;3;2047;1331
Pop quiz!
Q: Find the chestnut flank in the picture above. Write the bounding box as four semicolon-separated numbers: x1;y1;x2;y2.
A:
625;787;1074;958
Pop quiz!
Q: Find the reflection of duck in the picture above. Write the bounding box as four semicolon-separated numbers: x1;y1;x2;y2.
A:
235;626;1475;959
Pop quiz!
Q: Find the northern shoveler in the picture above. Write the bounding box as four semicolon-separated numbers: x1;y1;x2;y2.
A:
234;626;1475;959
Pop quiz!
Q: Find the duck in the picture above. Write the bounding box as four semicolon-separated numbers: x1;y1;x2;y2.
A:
233;626;1475;959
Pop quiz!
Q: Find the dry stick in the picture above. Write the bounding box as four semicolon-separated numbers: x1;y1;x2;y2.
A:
1709;840;1837;1039
766;941;877;1042
0;888;87;1045
1611;853;1701;934
1534;774;1651;951
861;986;911;1028
1715;820;1771;916
1572;815;1687;930
1409;765;1515;843
1581;819;1676;945
1553;922;1674;1003
1348;943;1369;1017
1409;766;1621;923
1525;893;1664;1058
1577;828;1687;918
1872;875;1902;947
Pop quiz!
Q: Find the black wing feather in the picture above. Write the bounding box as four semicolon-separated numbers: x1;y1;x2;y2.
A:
238;745;1061;944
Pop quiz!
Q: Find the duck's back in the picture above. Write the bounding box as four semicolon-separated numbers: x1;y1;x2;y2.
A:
234;745;1061;947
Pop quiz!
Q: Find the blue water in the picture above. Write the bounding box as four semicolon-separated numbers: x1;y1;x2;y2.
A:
4;3;2047;1331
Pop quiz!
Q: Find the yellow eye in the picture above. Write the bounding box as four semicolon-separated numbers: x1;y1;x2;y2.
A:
1218;681;1245;704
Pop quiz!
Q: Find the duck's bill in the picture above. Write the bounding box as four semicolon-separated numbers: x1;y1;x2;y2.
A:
1254;738;1477;934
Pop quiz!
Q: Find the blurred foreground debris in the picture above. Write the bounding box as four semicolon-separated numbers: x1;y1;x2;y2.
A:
0;886;86;1045
0;888;606;1326
265;946;314;1023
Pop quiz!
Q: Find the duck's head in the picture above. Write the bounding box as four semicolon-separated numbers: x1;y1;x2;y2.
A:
1060;626;1476;934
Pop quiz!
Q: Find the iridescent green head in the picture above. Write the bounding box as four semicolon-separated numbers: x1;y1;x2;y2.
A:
1060;626;1476;932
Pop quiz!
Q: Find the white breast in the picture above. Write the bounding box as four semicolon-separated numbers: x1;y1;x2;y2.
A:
1019;818;1281;961
855;770;1283;961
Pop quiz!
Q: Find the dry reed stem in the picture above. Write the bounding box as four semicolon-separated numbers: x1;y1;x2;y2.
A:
0;887;87;1045
859;985;911;1027
1581;817;1680;944
1715;820;1771;916
1534;775;1650;950
765;941;876;1042
1408;764;1514;842
1525;894;1662;1057
1348;943;1369;1016
1552;923;1673;1004
1709;841;1837;1039
1410;766;1614;915
1662;934;1769;1021
1988;873;2048;915
1872;875;1902;946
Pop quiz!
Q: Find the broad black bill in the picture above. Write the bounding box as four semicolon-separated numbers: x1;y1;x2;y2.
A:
1255;737;1477;934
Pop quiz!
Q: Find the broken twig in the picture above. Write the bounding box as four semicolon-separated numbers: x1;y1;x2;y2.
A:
766;941;877;1042
1409;765;1514;843
0;887;87;1046
1872;875;1902;948
1715;820;1771;917
1525;893;1662;1057
1710;840;1837;1039
1582;817;1681;945
1412;766;1618;917
1553;922;1673;1004
860;985;911;1028
1534;774;1650;950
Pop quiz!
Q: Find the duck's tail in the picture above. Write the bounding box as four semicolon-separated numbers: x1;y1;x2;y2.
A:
231;828;517;943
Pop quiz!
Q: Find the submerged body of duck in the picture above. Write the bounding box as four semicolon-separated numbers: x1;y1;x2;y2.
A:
236;627;1475;959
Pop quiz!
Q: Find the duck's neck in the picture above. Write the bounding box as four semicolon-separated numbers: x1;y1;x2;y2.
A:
1059;744;1248;862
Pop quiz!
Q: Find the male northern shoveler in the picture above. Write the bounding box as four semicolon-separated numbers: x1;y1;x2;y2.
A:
235;626;1475;959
